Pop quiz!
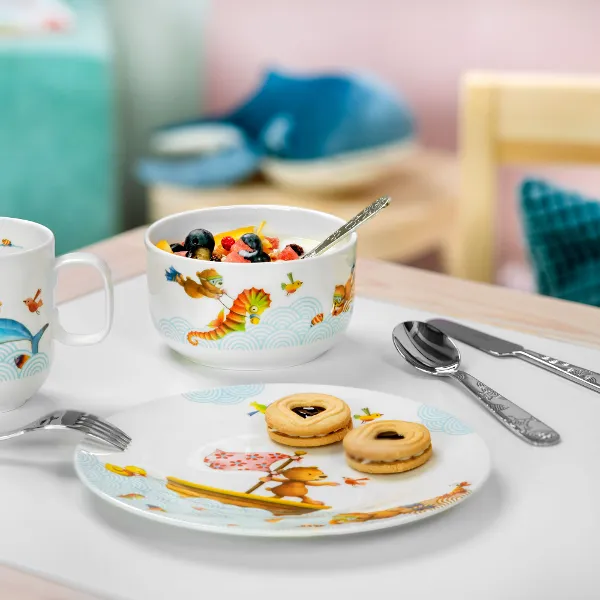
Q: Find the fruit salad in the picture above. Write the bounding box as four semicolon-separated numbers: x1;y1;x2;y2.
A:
154;221;310;263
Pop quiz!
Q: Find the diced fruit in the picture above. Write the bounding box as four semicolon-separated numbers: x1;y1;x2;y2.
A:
213;244;228;259
187;247;211;260
223;251;250;263
265;236;279;250
262;238;272;252
156;240;173;253
230;239;253;254
175;250;187;256
288;243;304;257
214;226;254;246
220;236;235;251
279;246;299;261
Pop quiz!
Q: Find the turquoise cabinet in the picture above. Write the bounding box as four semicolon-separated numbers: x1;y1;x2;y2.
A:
0;0;118;254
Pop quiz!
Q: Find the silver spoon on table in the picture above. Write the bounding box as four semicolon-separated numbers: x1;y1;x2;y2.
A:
392;321;561;446
302;196;391;260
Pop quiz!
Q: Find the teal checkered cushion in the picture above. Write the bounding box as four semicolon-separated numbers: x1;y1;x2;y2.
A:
520;179;600;307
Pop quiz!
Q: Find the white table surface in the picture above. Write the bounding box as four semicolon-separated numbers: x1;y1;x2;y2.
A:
1;276;599;600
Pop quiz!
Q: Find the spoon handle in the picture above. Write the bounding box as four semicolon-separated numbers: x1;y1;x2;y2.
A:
451;370;560;446
302;196;391;260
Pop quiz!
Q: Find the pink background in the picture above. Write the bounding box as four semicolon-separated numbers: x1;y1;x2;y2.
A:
205;0;600;285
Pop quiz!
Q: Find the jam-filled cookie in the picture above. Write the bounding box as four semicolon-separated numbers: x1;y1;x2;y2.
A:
265;393;352;447
343;420;432;474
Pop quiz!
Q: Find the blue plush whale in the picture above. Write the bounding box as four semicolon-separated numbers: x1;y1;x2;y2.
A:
136;69;415;188
0;319;48;354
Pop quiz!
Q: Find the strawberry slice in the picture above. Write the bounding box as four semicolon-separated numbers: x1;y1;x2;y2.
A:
278;246;299;261
230;239;253;254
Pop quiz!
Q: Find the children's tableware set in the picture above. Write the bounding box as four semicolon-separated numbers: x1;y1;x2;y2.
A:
1;200;593;539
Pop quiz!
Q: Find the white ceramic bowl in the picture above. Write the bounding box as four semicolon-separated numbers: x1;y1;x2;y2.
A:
146;206;357;369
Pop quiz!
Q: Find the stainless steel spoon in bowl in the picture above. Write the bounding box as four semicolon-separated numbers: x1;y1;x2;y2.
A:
392;321;561;446
301;196;391;260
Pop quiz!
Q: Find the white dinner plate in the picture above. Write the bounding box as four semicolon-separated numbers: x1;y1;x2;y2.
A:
74;384;491;537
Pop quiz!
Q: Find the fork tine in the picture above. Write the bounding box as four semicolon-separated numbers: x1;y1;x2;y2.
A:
78;415;131;444
83;429;128;451
72;421;129;451
77;416;130;443
82;414;132;442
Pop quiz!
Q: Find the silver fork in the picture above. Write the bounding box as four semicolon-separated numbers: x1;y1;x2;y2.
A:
0;410;131;451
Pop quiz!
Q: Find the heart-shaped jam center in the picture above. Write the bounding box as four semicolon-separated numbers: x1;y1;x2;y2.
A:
292;406;326;419
376;431;405;440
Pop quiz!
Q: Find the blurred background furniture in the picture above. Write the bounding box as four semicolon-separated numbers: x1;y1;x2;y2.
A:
0;0;118;254
451;71;600;283
147;149;461;267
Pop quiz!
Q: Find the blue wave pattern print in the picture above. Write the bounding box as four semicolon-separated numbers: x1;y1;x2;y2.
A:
417;404;472;435
157;296;352;351
0;343;49;381
76;452;278;530
183;384;266;405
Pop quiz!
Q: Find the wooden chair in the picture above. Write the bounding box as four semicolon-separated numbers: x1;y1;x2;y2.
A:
449;71;600;283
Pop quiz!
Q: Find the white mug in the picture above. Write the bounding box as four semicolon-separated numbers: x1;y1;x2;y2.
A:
0;217;114;411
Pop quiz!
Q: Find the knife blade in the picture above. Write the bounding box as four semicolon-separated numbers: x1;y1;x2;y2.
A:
428;318;600;394
428;319;522;356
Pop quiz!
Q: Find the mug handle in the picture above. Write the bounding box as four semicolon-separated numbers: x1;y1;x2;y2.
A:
53;252;114;345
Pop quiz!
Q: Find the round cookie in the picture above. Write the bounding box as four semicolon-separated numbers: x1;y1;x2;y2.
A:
265;393;352;447
343;420;432;474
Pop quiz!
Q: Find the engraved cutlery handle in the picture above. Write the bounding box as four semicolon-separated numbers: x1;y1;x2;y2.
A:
302;196;391;259
516;350;600;394
452;370;560;446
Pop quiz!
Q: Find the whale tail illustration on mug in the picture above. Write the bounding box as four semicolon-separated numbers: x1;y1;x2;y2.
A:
0;319;49;354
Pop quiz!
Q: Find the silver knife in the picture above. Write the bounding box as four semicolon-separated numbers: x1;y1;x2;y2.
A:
429;318;600;394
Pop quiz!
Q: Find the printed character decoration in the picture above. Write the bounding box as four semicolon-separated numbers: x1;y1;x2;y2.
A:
165;267;224;300
310;313;324;327
0;319;48;370
187;288;271;343
1;239;22;248
260;466;339;506
281;272;303;296
23;289;43;314
353;407;383;424
343;476;370;487
332;266;355;317
247;401;271;417
330;482;472;524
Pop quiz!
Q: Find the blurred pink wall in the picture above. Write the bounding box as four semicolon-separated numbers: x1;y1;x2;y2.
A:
205;0;600;285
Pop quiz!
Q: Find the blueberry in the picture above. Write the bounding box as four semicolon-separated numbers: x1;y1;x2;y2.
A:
251;252;271;263
241;233;262;252
184;228;215;253
170;242;185;252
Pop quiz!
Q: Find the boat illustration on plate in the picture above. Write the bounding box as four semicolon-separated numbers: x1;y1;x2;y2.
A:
107;449;334;516
165;449;334;516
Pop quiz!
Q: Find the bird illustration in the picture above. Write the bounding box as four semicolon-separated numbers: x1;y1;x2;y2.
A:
281;272;303;296
343;476;370;487
247;401;270;416
353;407;383;424
23;289;43;314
